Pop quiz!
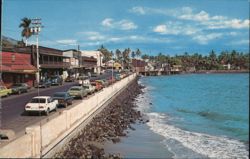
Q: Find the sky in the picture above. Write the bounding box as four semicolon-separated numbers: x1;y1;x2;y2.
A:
2;0;250;56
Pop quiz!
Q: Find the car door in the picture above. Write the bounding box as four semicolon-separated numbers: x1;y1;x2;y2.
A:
47;98;54;110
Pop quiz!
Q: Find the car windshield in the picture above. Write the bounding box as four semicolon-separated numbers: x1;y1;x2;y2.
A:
70;87;81;91
53;93;66;97
30;98;46;103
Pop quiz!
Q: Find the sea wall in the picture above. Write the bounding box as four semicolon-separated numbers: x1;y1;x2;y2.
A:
0;73;137;158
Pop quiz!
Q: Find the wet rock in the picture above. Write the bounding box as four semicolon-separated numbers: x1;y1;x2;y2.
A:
54;78;145;159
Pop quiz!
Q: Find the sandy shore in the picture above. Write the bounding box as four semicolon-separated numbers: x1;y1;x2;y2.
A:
54;78;148;158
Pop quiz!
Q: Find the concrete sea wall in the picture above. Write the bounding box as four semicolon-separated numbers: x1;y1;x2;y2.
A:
0;73;137;158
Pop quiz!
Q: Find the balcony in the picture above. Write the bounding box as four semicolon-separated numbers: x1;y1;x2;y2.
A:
40;61;70;68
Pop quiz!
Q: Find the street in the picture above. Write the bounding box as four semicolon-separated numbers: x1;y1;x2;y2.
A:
0;72;116;135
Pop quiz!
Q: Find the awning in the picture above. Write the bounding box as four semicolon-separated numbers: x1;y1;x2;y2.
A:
0;64;37;74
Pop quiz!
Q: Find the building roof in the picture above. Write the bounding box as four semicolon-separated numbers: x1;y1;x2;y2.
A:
0;51;37;74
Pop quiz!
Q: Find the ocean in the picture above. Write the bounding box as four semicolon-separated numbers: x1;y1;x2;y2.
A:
105;73;249;158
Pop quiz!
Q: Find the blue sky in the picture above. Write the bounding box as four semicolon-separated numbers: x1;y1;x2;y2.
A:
3;0;250;55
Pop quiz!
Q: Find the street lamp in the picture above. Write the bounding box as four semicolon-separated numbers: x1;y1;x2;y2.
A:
30;18;42;93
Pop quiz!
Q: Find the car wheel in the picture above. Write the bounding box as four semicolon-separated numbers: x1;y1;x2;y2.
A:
64;102;68;108
45;108;50;116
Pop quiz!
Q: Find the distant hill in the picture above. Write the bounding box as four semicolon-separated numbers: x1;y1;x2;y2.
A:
2;36;24;48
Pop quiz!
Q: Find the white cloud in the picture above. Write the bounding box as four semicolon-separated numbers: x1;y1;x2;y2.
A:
56;39;77;45
130;6;249;30
80;31;105;41
177;7;249;29
101;18;137;30
192;33;223;45
153;22;200;35
129;6;146;15
101;18;113;27
153;25;167;34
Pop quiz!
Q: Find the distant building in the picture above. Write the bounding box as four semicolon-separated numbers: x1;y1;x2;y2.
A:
80;51;103;74
0;51;37;88
63;49;80;78
223;63;231;70
171;65;182;74
106;60;122;70
132;59;146;73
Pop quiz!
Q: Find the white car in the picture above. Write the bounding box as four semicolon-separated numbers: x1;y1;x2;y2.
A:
78;78;90;86
25;96;58;115
82;84;96;94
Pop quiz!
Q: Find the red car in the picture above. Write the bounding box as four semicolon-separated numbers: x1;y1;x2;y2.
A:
91;81;103;91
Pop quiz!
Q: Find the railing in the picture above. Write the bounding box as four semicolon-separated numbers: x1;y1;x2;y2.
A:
40;61;71;68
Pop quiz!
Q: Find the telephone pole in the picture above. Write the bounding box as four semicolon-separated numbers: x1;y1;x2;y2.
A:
30;18;42;94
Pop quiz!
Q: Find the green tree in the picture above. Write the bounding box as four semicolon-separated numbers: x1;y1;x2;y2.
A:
131;51;136;59
135;48;142;58
115;49;122;63
97;45;112;63
19;17;32;46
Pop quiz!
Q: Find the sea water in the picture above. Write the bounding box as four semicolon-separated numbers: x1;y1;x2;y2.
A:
137;73;249;158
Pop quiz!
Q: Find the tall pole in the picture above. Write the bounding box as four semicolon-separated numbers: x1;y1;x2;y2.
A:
30;18;42;95
111;51;114;85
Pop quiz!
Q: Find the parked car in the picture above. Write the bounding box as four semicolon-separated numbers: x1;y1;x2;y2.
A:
115;74;121;81
0;86;12;97
91;81;103;91
91;73;98;77
95;80;108;87
78;78;90;86
11;83;29;94
38;79;51;88
82;84;95;94
52;92;73;107
106;76;116;85
51;76;63;86
68;86;88;99
65;76;76;82
25;96;58;115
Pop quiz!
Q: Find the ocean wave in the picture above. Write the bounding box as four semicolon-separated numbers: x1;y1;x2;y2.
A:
146;112;249;158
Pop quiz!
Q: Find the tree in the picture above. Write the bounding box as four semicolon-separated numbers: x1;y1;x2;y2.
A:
122;48;131;69
115;49;122;63
131;51;136;59
135;48;142;58
97;45;112;63
19;17;32;46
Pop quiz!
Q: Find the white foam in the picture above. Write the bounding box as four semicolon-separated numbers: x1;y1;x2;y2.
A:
147;112;249;159
135;82;249;158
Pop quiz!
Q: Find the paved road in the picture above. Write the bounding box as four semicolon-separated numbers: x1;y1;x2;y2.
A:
0;72;117;135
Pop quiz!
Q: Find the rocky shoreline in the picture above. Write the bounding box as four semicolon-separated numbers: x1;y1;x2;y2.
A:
54;78;147;159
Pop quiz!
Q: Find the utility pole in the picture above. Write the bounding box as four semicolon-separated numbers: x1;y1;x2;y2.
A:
111;51;114;85
78;44;81;77
30;18;42;95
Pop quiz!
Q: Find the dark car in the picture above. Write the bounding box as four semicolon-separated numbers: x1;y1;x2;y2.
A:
11;83;29;94
51;76;63;86
38;79;51;88
52;92;73;107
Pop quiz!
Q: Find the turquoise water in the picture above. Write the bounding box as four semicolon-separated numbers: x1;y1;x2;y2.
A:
137;73;249;158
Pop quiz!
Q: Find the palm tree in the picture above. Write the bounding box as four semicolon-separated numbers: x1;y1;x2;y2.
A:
115;49;122;63
131;51;136;59
135;48;141;59
19;17;32;46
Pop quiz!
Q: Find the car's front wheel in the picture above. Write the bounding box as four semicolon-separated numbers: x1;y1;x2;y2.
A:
45;108;50;116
